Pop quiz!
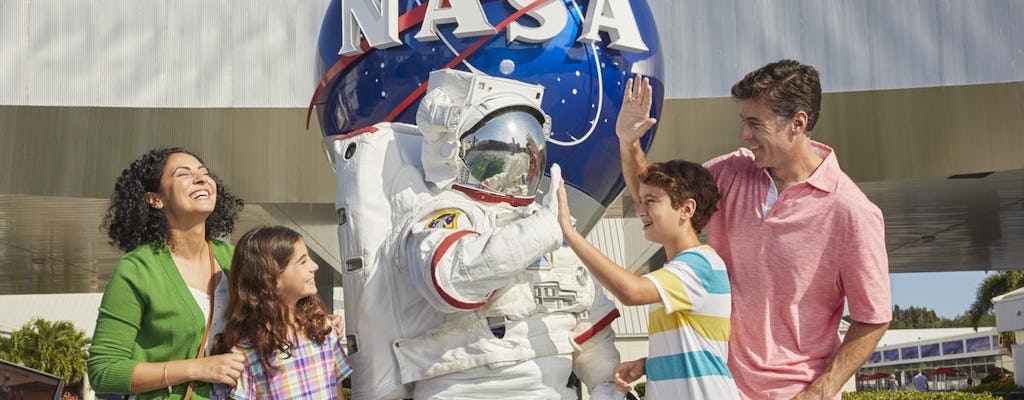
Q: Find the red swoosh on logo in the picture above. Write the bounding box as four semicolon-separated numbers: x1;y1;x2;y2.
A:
306;2;429;128
307;0;551;132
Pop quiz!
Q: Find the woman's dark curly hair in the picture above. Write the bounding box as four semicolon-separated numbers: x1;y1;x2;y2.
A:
639;160;720;233
102;147;245;252
212;226;331;372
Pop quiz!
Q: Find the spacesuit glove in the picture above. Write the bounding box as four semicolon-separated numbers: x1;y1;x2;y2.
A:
589;381;625;400
416;88;457;143
540;163;562;216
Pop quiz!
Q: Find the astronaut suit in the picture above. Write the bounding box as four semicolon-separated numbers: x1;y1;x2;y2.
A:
326;69;621;400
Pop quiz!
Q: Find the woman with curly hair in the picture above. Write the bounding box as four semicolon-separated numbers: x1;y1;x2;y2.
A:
211;226;351;399
88;148;247;400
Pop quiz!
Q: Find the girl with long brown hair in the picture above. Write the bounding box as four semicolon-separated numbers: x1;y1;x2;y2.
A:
212;226;351;399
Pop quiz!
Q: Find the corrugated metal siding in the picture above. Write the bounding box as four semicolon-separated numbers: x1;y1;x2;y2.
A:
586;217;651;337
587;215;662;272
995;295;1024;332
609;300;650;338
0;0;329;107
1015;344;1024;386
649;0;1024;98
4;1;1022;106
0;293;102;335
586;217;628;266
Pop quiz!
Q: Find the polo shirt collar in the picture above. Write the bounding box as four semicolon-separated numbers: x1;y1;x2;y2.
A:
804;140;841;193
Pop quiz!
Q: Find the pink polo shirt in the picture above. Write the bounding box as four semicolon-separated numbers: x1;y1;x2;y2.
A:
703;142;891;400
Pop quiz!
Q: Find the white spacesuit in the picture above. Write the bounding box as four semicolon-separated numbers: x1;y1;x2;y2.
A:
327;69;621;400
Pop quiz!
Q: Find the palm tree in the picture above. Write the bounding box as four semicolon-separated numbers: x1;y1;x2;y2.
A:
0;318;91;384
964;270;1024;353
965;271;1024;328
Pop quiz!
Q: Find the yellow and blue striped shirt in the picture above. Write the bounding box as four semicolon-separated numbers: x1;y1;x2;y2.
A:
643;245;740;399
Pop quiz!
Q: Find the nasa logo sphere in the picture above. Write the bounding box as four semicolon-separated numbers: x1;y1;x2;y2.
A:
312;0;663;211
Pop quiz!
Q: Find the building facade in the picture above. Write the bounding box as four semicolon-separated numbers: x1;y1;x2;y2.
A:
858;328;1010;391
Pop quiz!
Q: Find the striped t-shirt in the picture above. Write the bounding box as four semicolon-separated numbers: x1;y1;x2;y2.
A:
218;326;352;400
643;245;740;400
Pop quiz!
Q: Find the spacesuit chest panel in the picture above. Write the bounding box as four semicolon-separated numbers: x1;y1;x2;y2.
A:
485;247;597;319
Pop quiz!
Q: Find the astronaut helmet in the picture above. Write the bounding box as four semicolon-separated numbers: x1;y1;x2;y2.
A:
417;69;552;204
457;105;547;201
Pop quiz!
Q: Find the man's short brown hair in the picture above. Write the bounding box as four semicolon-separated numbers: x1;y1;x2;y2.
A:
731;59;822;133
639;160;720;233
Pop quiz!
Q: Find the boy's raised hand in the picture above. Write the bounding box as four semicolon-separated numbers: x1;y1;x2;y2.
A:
615;75;657;145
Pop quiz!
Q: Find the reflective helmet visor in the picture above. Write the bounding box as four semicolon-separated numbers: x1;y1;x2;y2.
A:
460;110;547;198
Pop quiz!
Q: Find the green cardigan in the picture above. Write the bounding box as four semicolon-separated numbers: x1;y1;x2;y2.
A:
87;240;233;400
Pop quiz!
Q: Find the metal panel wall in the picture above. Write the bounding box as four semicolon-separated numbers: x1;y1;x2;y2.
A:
996;295;1024;332
5;1;1022;106
649;1;1024;98
0;0;330;107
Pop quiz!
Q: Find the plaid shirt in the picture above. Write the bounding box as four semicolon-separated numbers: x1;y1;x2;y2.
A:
217;326;352;400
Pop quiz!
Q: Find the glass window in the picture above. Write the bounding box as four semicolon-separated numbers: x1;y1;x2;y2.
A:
868;351;881;364
901;346;919;359
966;336;992;352
921;343;940;357
884;349;900;361
943;340;964;355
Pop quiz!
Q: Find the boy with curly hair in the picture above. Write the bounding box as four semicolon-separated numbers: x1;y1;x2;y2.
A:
555;158;738;400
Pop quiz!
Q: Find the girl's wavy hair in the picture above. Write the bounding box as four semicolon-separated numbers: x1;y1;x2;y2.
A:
102;147;244;252
639;160;720;233
212;226;330;372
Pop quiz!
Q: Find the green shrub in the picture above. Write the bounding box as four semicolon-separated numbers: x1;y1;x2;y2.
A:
0;318;90;383
622;384;1007;400
631;387;1004;400
963;381;1024;394
842;391;1004;400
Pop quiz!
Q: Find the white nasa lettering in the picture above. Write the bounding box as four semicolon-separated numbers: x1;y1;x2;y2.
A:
579;0;649;52
338;0;648;56
339;0;401;55
414;0;497;42
506;0;568;44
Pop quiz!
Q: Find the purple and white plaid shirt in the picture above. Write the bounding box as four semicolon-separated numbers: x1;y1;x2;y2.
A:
216;326;352;400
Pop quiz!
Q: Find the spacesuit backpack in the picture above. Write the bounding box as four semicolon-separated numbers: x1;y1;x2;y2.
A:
324;122;432;400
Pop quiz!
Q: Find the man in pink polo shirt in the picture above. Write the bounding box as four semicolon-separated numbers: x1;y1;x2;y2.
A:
617;60;891;400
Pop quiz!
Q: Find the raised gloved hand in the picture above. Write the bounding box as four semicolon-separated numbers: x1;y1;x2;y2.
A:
540;163;562;216
416;87;458;143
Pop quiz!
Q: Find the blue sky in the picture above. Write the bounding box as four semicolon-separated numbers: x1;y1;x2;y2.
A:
889;271;990;319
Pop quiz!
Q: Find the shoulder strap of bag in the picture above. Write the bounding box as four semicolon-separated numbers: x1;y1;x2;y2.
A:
183;243;218;400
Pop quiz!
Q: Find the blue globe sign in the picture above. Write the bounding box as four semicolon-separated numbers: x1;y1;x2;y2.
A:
311;0;663;217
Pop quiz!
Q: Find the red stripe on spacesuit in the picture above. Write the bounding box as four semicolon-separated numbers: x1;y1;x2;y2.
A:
573;308;621;345
432;230;489;310
451;184;534;207
334;125;379;141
